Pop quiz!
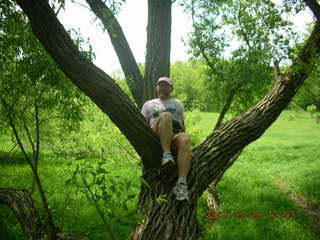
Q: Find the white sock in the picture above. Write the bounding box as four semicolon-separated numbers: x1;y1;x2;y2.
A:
177;176;187;185
163;151;171;156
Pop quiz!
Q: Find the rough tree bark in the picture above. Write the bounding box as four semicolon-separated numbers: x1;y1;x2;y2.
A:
0;188;86;240
0;188;43;239
143;0;172;100
12;0;320;239
84;0;144;108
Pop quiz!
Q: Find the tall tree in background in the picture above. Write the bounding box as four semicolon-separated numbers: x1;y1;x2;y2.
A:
0;2;91;239
184;0;300;211
186;0;298;129
4;0;320;239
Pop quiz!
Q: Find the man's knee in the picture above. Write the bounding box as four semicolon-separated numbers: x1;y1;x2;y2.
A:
177;133;190;147
159;112;172;123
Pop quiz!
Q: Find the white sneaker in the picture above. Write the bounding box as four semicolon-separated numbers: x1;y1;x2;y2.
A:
161;152;175;166
173;183;190;202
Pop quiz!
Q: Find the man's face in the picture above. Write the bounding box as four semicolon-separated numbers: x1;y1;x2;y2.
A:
156;82;172;98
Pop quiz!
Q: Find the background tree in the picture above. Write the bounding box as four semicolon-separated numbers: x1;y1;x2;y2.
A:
182;0;304;211
292;70;320;110
0;1;89;238
3;0;320;239
170;60;207;111
185;0;298;129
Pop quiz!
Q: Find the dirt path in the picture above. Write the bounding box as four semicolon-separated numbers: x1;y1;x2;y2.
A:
274;176;320;233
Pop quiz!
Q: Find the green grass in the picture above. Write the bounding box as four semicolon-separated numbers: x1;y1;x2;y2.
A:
195;110;320;240
0;110;319;240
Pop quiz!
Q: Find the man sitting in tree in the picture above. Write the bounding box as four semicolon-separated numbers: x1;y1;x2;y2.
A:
141;77;192;201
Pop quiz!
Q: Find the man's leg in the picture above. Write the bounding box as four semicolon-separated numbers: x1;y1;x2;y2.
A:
172;132;192;201
152;112;174;165
172;133;192;177
153;112;173;152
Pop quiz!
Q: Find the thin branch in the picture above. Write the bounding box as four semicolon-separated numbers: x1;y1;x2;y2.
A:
22;115;36;159
4;143;18;159
55;0;65;16
0;96;34;168
237;4;252;49
0;97;56;240
199;46;216;71
39;116;69;126
213;88;237;131
81;175;117;240
111;131;139;161
191;1;216;71
85;0;144;108
34;99;40;167
70;0;91;10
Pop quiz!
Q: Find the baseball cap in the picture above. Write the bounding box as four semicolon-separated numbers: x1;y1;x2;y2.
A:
157;77;173;87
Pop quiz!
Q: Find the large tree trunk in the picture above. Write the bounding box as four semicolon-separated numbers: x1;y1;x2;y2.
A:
133;22;320;239
133;166;199;240
144;0;172;100
84;0;144;109
14;0;320;239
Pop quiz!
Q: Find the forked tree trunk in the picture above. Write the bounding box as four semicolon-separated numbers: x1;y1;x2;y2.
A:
133;166;199;240
85;0;144;108
133;21;320;236
14;0;320;239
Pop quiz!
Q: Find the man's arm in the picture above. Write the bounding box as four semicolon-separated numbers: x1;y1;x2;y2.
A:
141;102;149;123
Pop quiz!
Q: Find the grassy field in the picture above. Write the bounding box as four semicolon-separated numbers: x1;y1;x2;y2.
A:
0;110;319;240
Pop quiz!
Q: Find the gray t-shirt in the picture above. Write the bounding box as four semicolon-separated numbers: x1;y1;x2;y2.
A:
141;98;185;128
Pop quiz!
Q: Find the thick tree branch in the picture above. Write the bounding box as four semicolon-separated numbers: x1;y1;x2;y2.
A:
85;0;144;108
15;0;162;167
190;21;320;195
